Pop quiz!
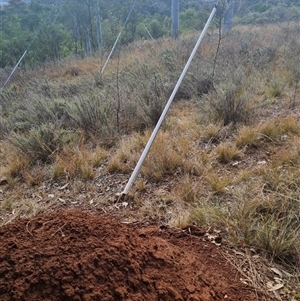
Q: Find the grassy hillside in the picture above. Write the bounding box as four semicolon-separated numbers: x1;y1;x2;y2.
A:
0;21;300;299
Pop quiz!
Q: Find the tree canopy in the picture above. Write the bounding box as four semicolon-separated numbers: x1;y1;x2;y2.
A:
0;0;299;68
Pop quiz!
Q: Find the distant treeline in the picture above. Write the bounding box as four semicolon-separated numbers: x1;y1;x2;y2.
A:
0;0;299;68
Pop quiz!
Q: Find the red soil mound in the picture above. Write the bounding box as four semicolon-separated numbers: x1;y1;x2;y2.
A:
0;210;259;301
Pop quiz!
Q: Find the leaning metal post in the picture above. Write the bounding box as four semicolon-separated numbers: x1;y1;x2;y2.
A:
122;4;218;195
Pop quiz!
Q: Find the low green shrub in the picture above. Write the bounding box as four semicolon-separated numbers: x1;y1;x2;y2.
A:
9;124;66;163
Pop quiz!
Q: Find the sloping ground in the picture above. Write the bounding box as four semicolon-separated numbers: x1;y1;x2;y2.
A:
0;209;261;301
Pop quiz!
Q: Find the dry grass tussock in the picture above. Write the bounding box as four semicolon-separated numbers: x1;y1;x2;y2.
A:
53;145;108;181
0;22;300;300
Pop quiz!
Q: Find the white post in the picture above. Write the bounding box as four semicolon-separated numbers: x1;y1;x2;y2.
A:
101;0;136;75
122;5;217;195
1;50;28;90
143;24;154;40
1;0;59;90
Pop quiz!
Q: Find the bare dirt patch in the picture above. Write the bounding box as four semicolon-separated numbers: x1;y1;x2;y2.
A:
0;209;261;301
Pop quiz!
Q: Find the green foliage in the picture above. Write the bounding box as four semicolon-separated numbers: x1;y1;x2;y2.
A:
9;124;65;163
0;89;21;138
236;194;300;265
1;0;298;69
68;94;115;143
29;24;71;65
0;116;10;140
201;82;252;125
136;16;170;40
11;97;70;133
180;8;209;33
148;19;166;39
159;38;214;99
0;14;32;68
236;2;300;25
120;62;169;128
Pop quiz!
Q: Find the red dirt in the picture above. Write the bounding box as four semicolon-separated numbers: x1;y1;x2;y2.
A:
0;209;260;301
